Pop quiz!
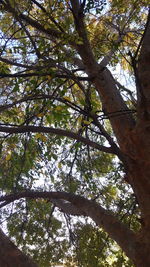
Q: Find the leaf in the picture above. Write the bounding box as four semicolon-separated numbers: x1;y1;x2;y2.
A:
0;0;148;265
6;152;12;161
82;120;93;125
47;75;52;81
37;113;44;118
63;96;72;102
76;39;84;45
13;84;19;92
55;105;64;111
35;133;47;142
58;161;62;169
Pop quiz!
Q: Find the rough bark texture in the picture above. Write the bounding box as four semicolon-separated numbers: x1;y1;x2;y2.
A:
0;191;143;266
0;1;150;266
0;190;150;267
0;228;38;267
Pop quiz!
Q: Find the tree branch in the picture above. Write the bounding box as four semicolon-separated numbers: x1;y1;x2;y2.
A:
1;1;61;39
70;0;135;149
31;0;65;33
0;190;138;263
0;125;115;154
70;0;99;77
0;71;90;81
0;56;39;69
0;227;38;267
51;199;86;216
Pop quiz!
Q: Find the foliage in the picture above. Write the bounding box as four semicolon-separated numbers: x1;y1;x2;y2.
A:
0;0;149;266
69;223;134;267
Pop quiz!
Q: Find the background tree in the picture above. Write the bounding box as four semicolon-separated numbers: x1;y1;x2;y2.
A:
0;0;149;266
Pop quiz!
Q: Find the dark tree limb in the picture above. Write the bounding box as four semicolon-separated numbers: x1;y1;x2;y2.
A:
0;125;116;155
0;190;139;265
0;228;38;267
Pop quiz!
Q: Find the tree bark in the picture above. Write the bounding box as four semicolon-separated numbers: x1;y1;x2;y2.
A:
0;191;150;266
0;125;115;154
0;1;150;266
137;8;150;120
69;2;150;244
121;8;150;229
0;228;38;267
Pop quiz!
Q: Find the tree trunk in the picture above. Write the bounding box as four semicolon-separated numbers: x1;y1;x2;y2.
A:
130;239;150;267
0;190;150;266
0;1;149;266
118;130;150;266
0;228;38;267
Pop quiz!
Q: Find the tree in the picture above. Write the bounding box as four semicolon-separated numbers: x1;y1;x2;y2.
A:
0;0;149;266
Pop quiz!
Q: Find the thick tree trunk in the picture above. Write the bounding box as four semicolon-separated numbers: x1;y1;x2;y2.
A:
130;239;150;267
120;122;150;228
0;2;149;266
0;228;38;267
117;131;150;267
137;8;150;121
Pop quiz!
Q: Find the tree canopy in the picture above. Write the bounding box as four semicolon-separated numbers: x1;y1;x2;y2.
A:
0;0;150;266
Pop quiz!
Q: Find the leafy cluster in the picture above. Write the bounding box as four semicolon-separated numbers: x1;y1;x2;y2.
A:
0;0;149;266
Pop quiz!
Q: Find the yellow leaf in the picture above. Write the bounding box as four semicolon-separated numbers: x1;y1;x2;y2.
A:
58;162;62;169
63;96;72;102
83;120;93;125
10;144;16;149
47;75;52;81
37;113;44;118
6;152;11;161
26;86;31;92
59;2;64;8
55;105;63;111
44;24;49;30
35;133;41;139
76;39;84;45
35;133;47;142
40;135;47;142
